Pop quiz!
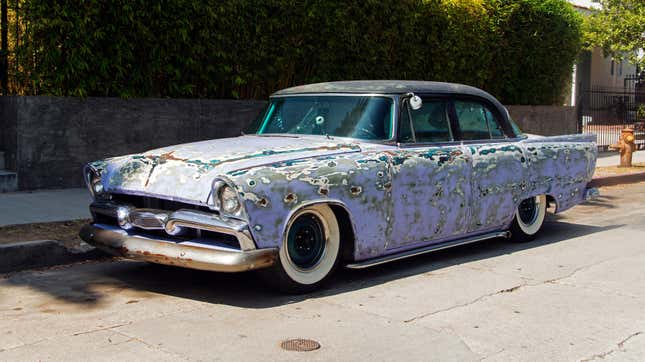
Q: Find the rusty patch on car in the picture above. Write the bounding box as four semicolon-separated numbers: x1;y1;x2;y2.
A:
283;193;298;204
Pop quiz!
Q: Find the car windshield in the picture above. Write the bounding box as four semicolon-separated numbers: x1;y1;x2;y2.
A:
249;96;394;140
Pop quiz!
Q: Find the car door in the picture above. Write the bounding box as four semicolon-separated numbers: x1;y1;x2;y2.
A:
453;98;528;234
388;97;472;250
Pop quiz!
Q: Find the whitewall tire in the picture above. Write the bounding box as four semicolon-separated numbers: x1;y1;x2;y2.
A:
510;194;547;242
260;204;341;293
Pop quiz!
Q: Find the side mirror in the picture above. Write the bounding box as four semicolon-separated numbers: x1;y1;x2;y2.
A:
409;95;422;110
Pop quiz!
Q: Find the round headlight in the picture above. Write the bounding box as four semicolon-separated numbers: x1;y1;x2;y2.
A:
92;178;104;195
84;166;106;199
219;185;241;214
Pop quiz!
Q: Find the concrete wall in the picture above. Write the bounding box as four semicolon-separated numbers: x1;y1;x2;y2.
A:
506;105;578;136
1;97;19;171
0;96;266;190
0;96;578;190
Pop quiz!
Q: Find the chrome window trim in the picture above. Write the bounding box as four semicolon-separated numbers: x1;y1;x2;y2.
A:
254;92;524;147
396;137;524;149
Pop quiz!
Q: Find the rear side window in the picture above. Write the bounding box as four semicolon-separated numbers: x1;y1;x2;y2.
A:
399;99;453;143
454;100;505;140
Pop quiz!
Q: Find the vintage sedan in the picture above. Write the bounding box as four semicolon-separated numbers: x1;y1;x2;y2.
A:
80;81;598;292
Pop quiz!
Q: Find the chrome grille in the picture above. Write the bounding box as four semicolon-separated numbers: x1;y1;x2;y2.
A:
110;194;211;213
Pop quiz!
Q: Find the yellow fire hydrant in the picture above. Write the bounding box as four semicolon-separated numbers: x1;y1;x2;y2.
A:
609;128;636;167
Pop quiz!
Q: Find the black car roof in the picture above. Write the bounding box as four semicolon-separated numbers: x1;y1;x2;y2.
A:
272;80;508;122
273;80;492;98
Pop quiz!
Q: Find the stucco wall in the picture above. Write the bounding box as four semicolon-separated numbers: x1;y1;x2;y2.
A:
589;48;637;89
0;97;579;190
506;105;578;136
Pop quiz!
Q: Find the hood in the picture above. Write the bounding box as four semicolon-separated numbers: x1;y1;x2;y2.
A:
98;135;361;205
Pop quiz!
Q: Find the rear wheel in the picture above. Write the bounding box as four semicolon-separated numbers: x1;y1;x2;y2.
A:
509;195;547;242
260;204;340;293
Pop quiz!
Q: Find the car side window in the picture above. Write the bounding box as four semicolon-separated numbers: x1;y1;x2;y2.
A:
454;100;505;140
399;99;452;143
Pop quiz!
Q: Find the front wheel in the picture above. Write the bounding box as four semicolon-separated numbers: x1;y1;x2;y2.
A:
260;204;340;294
509;195;547;242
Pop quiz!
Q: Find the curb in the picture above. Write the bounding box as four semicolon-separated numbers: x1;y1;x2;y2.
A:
589;171;645;188
0;240;108;274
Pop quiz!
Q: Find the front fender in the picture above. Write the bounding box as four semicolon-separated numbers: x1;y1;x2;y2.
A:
228;152;392;260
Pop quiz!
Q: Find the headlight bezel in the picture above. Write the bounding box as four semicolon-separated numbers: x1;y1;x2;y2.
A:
83;164;109;200
211;178;247;219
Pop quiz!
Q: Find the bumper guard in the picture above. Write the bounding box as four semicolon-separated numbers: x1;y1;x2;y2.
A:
81;201;278;272
80;224;277;272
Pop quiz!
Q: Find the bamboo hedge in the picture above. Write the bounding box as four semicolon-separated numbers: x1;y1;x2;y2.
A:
9;0;582;104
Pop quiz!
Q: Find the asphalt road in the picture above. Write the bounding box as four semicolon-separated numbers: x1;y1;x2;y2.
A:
2;183;645;361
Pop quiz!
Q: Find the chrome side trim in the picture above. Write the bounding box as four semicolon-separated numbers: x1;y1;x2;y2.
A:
345;231;510;269
80;224;277;273
90;201;256;251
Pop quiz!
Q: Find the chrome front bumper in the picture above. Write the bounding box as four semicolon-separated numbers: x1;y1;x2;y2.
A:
80;224;277;272
80;201;278;272
90;201;257;250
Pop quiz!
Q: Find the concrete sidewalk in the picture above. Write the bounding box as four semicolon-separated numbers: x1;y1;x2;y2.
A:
596;150;645;167
0;188;91;227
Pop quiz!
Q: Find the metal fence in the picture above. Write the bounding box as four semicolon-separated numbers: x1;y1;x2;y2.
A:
579;77;645;151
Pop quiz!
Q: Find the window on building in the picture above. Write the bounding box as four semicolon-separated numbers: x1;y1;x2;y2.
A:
611;60;615;76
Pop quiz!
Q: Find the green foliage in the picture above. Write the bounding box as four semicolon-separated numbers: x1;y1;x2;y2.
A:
12;0;582;104
583;0;645;69
487;0;584;105
637;105;645;121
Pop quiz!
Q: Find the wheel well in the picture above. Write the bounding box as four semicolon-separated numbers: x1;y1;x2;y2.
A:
329;204;356;262
546;195;558;212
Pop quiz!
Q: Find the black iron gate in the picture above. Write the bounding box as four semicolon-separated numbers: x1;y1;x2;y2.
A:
579;74;645;150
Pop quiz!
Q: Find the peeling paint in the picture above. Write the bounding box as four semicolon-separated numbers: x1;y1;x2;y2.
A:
89;115;596;263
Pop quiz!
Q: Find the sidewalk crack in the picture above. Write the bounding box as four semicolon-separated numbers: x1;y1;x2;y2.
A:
404;281;529;323
581;331;643;361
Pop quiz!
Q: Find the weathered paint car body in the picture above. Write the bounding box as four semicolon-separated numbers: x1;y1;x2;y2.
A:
81;81;597;271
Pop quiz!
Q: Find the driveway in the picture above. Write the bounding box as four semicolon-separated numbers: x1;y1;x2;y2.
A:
1;183;645;361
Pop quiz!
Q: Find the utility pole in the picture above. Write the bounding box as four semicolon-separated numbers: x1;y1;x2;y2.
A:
1;0;7;95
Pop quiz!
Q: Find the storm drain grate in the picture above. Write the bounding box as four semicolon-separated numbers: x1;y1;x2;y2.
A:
280;338;321;352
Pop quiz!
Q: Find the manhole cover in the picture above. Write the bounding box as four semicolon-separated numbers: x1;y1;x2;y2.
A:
280;338;321;352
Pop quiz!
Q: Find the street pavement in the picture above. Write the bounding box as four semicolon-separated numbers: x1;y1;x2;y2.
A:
1;182;645;361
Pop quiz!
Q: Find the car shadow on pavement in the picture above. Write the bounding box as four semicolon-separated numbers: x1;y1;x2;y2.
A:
3;219;621;309
579;195;618;209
